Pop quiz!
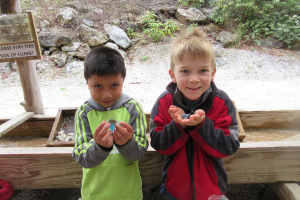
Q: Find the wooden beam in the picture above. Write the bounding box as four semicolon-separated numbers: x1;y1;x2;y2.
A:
0;115;55;137
270;182;300;200
268;131;300;200
17;60;45;115
1;141;300;189
239;110;300;129
0;112;34;137
224;141;300;184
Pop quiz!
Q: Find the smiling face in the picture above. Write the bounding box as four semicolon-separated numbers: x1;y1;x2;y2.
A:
87;74;124;108
169;54;216;101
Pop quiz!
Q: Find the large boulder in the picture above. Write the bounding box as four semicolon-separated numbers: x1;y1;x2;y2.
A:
57;7;78;26
61;41;81;52
51;51;68;67
175;8;208;24
39;35;71;48
258;37;284;49
78;24;108;46
216;31;236;47
103;24;132;49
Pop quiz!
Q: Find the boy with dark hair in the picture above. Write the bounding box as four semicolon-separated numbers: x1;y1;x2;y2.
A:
150;28;240;200
73;46;148;200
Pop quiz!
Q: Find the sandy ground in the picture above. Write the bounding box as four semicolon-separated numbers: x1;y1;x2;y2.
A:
1;42;300;118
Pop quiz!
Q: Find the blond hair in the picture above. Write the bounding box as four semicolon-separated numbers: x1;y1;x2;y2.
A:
170;28;216;70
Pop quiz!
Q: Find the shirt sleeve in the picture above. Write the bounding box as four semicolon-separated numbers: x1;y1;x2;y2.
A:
189;96;240;158
72;105;112;168
115;100;149;161
150;92;190;155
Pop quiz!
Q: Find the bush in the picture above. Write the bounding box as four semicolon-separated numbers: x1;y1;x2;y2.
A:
178;0;205;9
210;0;300;48
141;11;178;42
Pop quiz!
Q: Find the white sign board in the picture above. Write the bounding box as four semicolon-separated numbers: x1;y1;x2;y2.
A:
0;43;37;60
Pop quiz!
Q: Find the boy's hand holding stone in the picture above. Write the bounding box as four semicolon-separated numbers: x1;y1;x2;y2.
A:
187;109;205;126
169;105;205;129
169;105;187;129
113;122;134;145
94;121;114;148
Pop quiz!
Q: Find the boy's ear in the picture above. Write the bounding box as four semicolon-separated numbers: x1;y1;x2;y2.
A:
211;67;217;81
169;69;176;83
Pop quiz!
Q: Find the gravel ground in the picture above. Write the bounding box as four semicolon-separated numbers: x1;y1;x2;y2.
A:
1;42;300;117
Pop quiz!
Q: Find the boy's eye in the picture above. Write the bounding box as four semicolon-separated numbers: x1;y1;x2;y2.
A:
181;70;189;74
112;84;118;88
200;69;208;73
95;85;101;88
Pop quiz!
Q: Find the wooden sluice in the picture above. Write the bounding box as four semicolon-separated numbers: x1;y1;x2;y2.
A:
1;110;300;200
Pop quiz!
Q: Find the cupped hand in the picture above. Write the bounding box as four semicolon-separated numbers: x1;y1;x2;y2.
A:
113;121;134;146
93;121;114;148
184;109;205;126
168;105;205;128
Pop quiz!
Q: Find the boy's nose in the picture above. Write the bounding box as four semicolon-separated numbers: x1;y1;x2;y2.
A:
190;74;200;82
102;91;112;99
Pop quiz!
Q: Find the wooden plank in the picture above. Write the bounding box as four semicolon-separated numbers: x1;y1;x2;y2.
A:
270;182;300;200
268;131;300;200
1;110;299;138
239;110;300;129
283;133;300;141
0;112;34;137
224;141;300;184
1;141;300;189
0;115;56;137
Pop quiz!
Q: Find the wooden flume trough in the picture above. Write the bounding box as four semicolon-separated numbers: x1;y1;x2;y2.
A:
1;109;300;200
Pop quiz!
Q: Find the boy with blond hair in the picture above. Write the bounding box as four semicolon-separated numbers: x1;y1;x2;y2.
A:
150;28;240;200
73;46;148;200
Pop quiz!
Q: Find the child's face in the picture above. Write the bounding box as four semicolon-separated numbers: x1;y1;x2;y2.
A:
169;54;216;101
87;74;124;108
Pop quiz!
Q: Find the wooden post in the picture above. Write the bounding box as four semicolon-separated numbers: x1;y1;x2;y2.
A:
1;0;45;115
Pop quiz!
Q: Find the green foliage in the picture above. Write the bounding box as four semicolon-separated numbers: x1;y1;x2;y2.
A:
187;23;199;32
178;0;205;9
210;0;300;48
141;56;149;61
141;11;178;42
127;28;137;38
20;0;32;10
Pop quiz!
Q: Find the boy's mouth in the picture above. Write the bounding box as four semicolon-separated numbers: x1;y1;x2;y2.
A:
187;87;201;90
102;100;113;104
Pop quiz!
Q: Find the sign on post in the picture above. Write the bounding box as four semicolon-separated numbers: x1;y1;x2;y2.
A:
0;12;41;63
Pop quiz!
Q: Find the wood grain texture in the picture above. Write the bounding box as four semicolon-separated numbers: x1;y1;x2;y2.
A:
0;112;34;137
46;108;77;147
224;141;300;184
0;115;57;137
1;110;300;189
17;59;44;114
270;182;300;200
239;110;300;129
1;141;300;189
